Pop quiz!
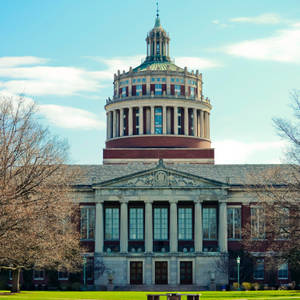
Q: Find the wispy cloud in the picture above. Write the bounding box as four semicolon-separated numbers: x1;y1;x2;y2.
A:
0;56;48;67
230;13;283;25
176;57;221;70
38;104;105;130
222;23;300;63
213;140;286;164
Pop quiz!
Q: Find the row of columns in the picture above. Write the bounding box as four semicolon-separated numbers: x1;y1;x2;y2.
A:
107;106;210;139
95;200;228;254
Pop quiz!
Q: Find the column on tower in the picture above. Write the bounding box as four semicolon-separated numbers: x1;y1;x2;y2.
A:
170;200;178;252
173;106;178;135
200;110;204;138
128;107;133;136
139;106;144;135
120;108;124;137
120;199;128;253
184;106;189;136
150;106;155;134
193;108;197;137
107;111;111;139
162;106;167;134
207;112;210;139
113;110;117;138
145;201;153;252
218;201;228;252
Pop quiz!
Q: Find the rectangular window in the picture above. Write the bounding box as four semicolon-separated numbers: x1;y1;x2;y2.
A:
190;87;195;97
136;85;142;96
175;85;181;96
157;78;160;82
203;208;217;240
278;263;288;279
80;207;95;240
180;261;193;284
254;259;264;280
130;261;143;284
251;207;265;239
142;78;146;83
178;207;193;240
58;270;68;280
151;78;155;82
171;78;175;83
162;78;166;82
154;107;163;134
121;87;127;97
155;84;162;95
85;257;94;281
227;207;242;240
105;207;119;240
132;79;136;83
277;208;289;240
154;207;168;240
137;78;141;83
33;270;44;280
129;207;144;240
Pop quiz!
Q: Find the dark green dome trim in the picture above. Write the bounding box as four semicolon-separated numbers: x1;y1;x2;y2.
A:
133;61;184;72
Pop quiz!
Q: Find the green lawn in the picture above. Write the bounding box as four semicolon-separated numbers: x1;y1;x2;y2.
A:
1;291;300;300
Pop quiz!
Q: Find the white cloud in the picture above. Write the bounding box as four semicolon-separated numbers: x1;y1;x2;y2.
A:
38;104;105;130
176;57;221;70
223;23;300;63
0;56;48;67
230;13;283;25
213;140;286;164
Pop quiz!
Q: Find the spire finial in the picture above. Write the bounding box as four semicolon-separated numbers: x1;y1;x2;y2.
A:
154;1;161;28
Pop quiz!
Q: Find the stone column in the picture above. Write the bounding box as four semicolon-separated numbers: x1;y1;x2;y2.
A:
113;110;117;138
107;111;111;139
139;106;144;135
145;201;153;253
184;107;189;136
207;112;210;139
166;76;171;95
162;106;167;134
120;200;128;253
106;112;109;139
95;201;104;253
218;201;228;252
174;106;178;135
170;200;178;253
120;108;124;137
128;107;133;136
193;108;197;137
150;106;155;134
194;199;203;252
200;110;204;138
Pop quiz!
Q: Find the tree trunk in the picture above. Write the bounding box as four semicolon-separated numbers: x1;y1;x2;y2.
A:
11;269;21;293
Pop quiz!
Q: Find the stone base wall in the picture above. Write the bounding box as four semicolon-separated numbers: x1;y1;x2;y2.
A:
94;254;228;290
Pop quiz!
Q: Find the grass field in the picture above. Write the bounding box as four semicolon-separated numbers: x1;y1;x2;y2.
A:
1;291;300;300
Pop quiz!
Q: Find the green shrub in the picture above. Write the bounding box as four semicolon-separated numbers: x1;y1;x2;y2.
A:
242;282;252;291
59;283;70;291
253;282;260;291
232;282;239;290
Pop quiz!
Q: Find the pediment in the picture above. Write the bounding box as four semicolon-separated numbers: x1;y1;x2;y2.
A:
94;163;226;189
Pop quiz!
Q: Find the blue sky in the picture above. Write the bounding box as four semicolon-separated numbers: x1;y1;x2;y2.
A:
0;0;299;164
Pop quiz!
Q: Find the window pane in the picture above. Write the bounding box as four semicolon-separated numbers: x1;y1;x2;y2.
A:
203;208;217;240
154;208;168;240
81;207;95;240
130;208;144;240
178;207;193;240
105;208;119;240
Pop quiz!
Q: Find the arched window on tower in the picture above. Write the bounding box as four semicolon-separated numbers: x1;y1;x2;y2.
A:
156;42;160;55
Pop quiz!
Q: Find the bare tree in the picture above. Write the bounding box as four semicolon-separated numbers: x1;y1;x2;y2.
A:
243;91;300;284
0;97;83;292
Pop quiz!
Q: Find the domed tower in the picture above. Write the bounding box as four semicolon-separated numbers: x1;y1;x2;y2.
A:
103;13;214;164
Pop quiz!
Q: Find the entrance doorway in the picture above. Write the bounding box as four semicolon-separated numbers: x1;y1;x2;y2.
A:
180;261;193;284
130;261;143;284
155;261;168;284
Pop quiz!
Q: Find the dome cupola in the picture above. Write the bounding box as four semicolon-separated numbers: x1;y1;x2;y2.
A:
103;8;214;165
